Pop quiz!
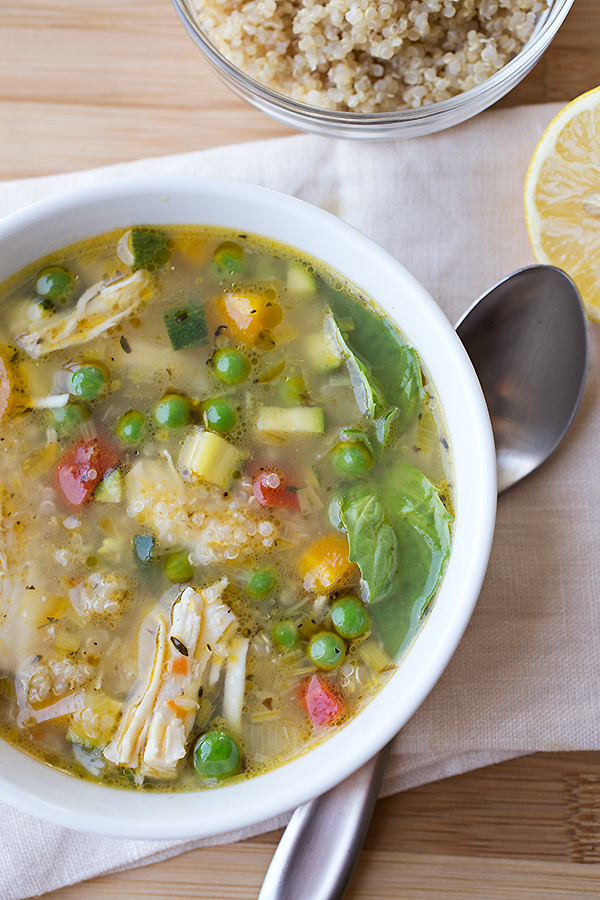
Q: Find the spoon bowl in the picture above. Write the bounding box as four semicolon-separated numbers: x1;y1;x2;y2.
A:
259;263;589;900
456;265;588;492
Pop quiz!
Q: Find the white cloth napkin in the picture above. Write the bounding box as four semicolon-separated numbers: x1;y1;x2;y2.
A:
2;101;597;900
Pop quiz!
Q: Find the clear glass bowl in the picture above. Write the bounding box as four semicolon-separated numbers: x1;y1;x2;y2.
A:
172;0;574;139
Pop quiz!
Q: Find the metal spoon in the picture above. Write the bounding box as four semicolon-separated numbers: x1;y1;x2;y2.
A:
258;264;589;900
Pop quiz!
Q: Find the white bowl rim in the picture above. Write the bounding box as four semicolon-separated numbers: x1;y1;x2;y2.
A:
0;176;497;839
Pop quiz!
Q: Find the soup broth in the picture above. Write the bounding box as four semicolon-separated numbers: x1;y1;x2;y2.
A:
0;225;453;790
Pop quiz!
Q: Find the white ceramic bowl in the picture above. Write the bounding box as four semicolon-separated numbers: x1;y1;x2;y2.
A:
0;177;496;838
172;0;574;139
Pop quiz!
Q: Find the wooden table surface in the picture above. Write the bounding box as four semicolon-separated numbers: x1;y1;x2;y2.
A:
2;1;600;898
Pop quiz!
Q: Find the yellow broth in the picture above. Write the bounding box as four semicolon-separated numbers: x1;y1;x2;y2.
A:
0;226;454;790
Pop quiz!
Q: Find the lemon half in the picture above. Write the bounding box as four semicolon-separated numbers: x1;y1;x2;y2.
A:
524;86;600;322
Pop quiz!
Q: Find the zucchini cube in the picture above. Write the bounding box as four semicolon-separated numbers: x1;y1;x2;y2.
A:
164;304;207;351
95;468;123;503
178;429;244;490
129;227;171;270
256;406;325;434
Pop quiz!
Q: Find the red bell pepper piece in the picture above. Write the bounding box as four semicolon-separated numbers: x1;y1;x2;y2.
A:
252;468;301;511
55;438;118;508
301;674;344;727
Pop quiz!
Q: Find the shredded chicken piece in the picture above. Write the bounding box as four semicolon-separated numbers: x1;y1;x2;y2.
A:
223;634;249;733
125;457;279;564
104;578;237;779
14;270;153;359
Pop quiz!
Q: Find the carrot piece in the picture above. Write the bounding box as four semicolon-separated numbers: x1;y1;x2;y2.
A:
301;674;344;727
166;699;190;719
299;533;352;592
168;656;188;676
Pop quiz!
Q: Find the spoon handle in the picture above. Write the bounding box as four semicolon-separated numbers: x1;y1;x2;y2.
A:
258;742;391;900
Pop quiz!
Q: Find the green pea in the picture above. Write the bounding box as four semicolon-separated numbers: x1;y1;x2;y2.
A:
331;441;373;477
246;567;278;600
307;631;346;671
48;401;90;436
115;409;145;444
162;551;193;583
331;597;370;640
213;241;244;275
36;266;75;303
193;730;242;780
271;619;298;651
212;348;250;385
153;393;192;429
68;363;108;401
201;397;236;434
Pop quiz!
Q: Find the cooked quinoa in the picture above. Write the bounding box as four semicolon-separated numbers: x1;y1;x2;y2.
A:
192;0;547;112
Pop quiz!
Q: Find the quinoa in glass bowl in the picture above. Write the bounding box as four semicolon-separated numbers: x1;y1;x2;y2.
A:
172;0;574;138
191;0;547;113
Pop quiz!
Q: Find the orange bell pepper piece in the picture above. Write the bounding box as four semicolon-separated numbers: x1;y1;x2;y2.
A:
299;533;352;593
215;291;282;346
171;233;211;265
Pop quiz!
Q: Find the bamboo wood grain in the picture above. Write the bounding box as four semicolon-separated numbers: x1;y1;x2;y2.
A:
1;0;600;179
34;850;600;900
37;753;600;899
3;1;600;897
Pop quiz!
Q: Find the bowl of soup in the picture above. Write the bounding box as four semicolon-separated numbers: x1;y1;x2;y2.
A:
0;177;496;838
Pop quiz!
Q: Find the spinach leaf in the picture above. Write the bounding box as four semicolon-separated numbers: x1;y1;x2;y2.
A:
337;461;453;658
326;316;385;417
369;461;453;657
339;427;373;451
323;284;423;434
375;407;399;446
338;488;397;604
326;316;398;444
350;356;385;419
366;521;438;659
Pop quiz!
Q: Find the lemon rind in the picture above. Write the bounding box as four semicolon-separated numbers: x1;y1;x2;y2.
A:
524;86;600;322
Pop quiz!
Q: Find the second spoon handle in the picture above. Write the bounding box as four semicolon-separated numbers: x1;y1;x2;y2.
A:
258;742;392;900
